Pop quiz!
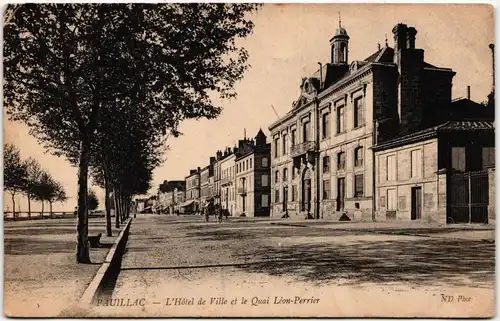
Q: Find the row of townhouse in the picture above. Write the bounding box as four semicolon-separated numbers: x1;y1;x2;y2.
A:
268;22;495;224
156;129;272;217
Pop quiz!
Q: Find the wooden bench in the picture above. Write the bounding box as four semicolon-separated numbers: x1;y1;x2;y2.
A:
88;233;102;248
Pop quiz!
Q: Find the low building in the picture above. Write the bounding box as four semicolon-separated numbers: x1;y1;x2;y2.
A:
374;119;495;224
235;130;272;217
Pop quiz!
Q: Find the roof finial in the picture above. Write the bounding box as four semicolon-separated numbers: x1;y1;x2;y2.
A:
338;12;341;28
378;42;381;51
385;33;388;47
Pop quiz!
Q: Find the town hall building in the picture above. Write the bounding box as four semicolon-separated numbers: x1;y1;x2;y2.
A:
268;21;494;222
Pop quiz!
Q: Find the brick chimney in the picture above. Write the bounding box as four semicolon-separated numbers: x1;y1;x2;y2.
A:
393;23;425;134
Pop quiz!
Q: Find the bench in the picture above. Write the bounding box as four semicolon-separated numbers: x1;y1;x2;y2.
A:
88;233;102;248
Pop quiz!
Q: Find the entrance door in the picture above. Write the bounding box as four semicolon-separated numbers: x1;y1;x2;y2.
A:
337;178;345;211
282;186;288;212
302;180;311;212
411;186;422;220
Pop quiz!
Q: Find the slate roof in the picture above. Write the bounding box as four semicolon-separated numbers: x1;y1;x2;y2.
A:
373;120;495;151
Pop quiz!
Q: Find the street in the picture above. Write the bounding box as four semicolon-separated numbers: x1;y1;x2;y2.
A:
89;214;495;317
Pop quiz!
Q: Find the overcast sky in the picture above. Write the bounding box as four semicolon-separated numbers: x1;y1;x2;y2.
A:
3;3;494;212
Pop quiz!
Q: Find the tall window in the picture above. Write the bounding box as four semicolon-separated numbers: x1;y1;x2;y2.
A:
336;105;345;133
322;179;331;199
274;137;280;158
291;185;297;201
282;134;288;155
262;174;268;187
250;158;253;169
291;129;296;146
303;121;310;142
323;156;330;173
275;170;279;183
275;188;280;203
482;147;495;169
322;112;330;138
337;152;346;170
354;147;364;167
387;189;397;210
354;174;364;197
353;96;363;128
262;157;268;167
411;149;422;178
387;155;397;181
283;168;288;181
451;147;466;172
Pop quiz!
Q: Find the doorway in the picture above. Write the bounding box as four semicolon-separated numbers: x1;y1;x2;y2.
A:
301;169;311;212
337;177;345;211
411;186;422;220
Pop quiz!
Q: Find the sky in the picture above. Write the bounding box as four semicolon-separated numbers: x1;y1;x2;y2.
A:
3;3;494;212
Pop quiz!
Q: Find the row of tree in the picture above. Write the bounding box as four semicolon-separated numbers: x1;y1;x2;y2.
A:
4;3;260;263
4;143;67;220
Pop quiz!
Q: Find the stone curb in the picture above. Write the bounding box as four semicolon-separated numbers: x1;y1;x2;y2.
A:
78;218;133;309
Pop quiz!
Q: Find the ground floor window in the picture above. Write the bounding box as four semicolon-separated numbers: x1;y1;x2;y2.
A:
274;188;280;203
322;179;331;199
292;185;297;201
387;188;397;210
354;174;364;197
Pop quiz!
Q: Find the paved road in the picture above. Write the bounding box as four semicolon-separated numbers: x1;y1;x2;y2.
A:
90;214;495;318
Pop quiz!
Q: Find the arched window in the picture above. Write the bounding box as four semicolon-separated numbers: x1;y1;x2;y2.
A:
340;43;347;62
283;168;288;181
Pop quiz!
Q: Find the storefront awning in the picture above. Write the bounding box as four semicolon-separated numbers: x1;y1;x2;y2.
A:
180;200;195;207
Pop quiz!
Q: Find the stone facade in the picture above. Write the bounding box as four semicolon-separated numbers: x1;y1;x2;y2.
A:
374;121;495;223
235;130;271;217
269;22;456;221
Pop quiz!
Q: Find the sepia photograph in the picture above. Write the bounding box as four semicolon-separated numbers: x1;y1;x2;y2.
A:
2;2;496;318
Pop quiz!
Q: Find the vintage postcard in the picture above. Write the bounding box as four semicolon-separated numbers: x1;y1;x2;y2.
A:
3;2;495;318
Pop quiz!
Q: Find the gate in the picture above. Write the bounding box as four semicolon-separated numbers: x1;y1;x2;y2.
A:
447;170;489;224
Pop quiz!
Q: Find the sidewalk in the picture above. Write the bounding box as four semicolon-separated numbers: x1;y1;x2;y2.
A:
264;217;495;241
4;217;123;317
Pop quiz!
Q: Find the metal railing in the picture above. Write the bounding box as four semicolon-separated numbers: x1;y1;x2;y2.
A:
290;141;317;157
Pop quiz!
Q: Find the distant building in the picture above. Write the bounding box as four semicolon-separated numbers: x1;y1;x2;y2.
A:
174;188;185;214
183;168;201;213
157;180;185;214
220;149;236;216
200;158;216;208
235;129;271;217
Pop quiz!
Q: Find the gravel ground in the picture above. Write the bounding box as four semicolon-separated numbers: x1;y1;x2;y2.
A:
86;214;494;318
4;217;123;317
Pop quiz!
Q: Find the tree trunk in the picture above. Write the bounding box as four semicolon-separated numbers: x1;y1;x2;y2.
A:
125;195;131;219
49;201;53;218
104;175;112;237
11;193;16;221
114;189;120;229
76;140;91;264
41;200;44;218
27;194;31;220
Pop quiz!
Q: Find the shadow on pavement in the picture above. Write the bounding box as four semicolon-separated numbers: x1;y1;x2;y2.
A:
186;227;494;288
234;238;494;288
